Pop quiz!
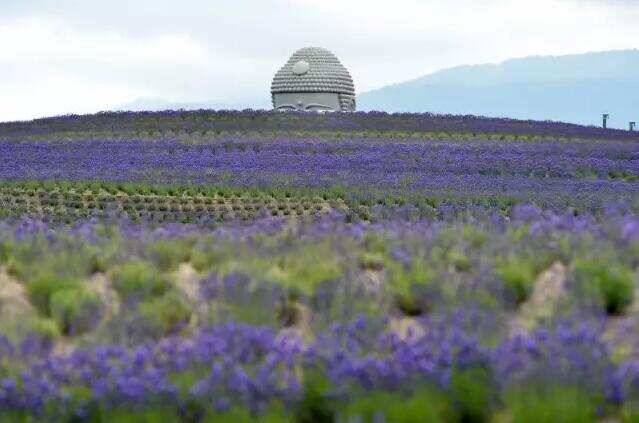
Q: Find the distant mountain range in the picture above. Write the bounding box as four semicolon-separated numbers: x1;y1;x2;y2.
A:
357;49;639;130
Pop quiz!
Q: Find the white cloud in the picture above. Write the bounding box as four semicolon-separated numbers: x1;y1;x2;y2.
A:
0;18;218;121
0;72;144;122
0;19;208;63
0;0;638;121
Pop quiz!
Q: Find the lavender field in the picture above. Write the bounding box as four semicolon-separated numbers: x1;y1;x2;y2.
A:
0;111;639;422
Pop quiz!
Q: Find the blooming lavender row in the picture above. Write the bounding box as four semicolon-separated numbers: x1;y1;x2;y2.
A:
0;210;638;419
2;110;639;141
1;137;637;214
0;316;638;420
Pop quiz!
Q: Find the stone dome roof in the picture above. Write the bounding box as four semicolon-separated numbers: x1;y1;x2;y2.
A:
271;47;356;111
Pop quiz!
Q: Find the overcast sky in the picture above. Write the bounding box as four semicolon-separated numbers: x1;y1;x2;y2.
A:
1;0;638;122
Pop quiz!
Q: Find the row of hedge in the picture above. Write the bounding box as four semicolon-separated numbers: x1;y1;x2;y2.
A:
0;181;524;223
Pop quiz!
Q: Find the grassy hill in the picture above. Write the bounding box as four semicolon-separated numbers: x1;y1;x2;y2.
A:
1;109;638;141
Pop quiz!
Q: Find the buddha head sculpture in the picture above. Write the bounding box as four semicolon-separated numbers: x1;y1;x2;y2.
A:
271;47;356;112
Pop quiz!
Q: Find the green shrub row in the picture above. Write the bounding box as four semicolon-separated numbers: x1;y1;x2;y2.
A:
0;380;610;423
0;180;536;223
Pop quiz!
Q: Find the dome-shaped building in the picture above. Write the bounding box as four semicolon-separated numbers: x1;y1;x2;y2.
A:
271;47;356;112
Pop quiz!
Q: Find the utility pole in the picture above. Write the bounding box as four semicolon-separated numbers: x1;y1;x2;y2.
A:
603;114;609;129
631;122;636;132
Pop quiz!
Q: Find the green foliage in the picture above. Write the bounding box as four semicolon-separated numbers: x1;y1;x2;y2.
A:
0;240;11;264
86;250;110;274
296;371;335;423
342;388;451;423
495;256;537;305
0;412;35;423
146;239;192;272
5;238;47;280
358;232;390;270
76;406;183;423
50;287;101;335
357;251;386;271
25;317;60;343
139;291;191;336
84;241;119;274
265;242;344;296
206;275;284;328
111;261;172;303
448;248;471;272
387;259;435;316
507;224;532;243
462;224;489;248
450;367;494;423
26;274;79;317
190;248;220;272
203;406;292;423
44;248;98;279
574;259;635;315
6;237;113;284
622;408;639;422
362;232;390;255
504;384;598;423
